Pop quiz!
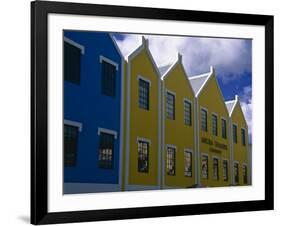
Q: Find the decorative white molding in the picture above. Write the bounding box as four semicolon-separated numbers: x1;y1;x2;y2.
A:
137;137;151;145
99;55;119;70
137;75;151;87
97;127;118;139
63;37;85;54
64;119;83;132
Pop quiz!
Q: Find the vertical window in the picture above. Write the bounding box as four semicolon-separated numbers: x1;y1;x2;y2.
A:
64;125;79;166
201;109;208;132
221;118;227;139
184;100;192;126
212;114;218;136
184;150;192;177
234;162;239;185
243;165;248;184
213;158;219;180
241;128;246;146
233;124;238;144
138;79;150;110
138;140;149;173
166;92;175;120
101;60;116;97
98;133;114;169
64;41;81;84
223;160;228;181
167;147;176;176
202;155;208;179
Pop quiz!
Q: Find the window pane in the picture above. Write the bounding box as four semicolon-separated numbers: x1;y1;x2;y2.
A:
101;61;116;97
184;151;192;177
241;128;246;146
212;114;218;136
64;125;78;166
184;100;192;126
98;132;114;169
213;158;219;180
167;147;176;175
222;119;227;139
223;160;228;181
202;155;208;179
201;109;208;132
166;92;175;120
233;124;237;143
243;165;248;184
64;41;81;84
234;163;239;185
138;79;150;110
138;140;149;173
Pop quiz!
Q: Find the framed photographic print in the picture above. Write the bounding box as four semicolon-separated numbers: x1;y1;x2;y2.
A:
31;0;274;224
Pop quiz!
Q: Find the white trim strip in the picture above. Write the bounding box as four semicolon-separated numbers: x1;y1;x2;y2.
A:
99;55;119;70
137;137;151;144
63;37;85;54
97;127;118;139
137;75;152;86
64;119;83;132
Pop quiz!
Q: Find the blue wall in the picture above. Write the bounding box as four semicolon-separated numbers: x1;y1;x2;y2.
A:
64;31;122;185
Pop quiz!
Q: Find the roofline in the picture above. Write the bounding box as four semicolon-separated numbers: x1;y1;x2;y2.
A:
189;73;210;80
161;60;178;80
109;34;125;61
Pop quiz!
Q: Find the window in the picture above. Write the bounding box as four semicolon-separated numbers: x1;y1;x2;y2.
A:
213;158;219;180
101;60;117;97
233;124;238;144
201;109;208;132
234;162;239;185
138;140;149;173
98;133;114;169
138;78;150;110
184;150;192;177
243;165;248;184
166;92;175;120
202;155;208;179
212;114;218;136
221;118;227;139
64;125;79;166
223;160;228;181
64;41;81;84
184;100;192;126
241;128;246;146
167;147;176;175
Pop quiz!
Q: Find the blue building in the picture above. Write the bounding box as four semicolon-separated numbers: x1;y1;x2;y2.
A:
63;31;124;193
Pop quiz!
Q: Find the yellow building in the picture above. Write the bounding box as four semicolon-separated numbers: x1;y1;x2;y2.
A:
226;95;249;186
160;54;196;188
189;67;231;187
123;37;161;191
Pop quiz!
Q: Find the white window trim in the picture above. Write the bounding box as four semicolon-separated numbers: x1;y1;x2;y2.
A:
241;127;246;144
212;155;220;160
183;98;192;105
64;37;85;54
200;106;208;112
201;153;209;179
221;117;227;138
98;127;118;139
166;144;177;151
211;112;218;135
211;112;218;117
137;137;151;145
137;75;151;87
64;119;83;132
166;89;176;97
184;148;193;153
200;107;208;131
184;98;192;125
99;55;119;70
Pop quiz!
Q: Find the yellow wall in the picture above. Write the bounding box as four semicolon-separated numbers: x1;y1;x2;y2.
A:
163;62;195;188
127;47;160;186
198;75;231;187
231;102;249;185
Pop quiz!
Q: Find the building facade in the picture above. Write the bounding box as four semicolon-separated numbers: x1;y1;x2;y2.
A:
161;54;196;188
63;34;250;193
63;31;124;193
124;37;162;191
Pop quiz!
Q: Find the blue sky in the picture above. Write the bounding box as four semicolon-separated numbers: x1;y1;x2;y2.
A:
113;33;252;142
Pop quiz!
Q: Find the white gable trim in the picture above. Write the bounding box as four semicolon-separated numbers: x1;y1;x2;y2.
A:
63;37;85;54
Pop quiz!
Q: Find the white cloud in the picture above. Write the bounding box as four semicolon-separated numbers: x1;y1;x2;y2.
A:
114;34;251;83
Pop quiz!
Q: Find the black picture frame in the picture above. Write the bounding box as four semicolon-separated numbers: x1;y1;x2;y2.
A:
31;0;274;224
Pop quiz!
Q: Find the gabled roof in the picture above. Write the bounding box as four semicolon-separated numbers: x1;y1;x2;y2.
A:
189;69;213;97
225;100;236;115
126;36;161;78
